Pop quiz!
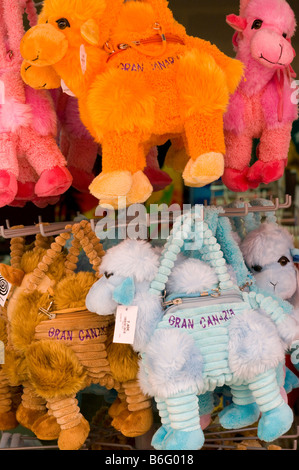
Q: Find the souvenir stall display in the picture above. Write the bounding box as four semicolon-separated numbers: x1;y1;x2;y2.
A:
0;0;298;452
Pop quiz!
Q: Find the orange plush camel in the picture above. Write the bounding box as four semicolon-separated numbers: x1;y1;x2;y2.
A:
20;0;243;208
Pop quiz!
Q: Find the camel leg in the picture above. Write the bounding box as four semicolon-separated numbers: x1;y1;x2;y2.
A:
248;369;293;442
113;379;153;438
89;131;153;208
47;395;90;450
0;370;19;430
164;136;189;173
153;391;204;451
152;397;171;450
65;136;98;193
247;123;292;185
0;134;18;207
18;126;72;198
219;383;260;429
222;130;255;192
109;383;130;430
182;111;226;188
16;382;48;431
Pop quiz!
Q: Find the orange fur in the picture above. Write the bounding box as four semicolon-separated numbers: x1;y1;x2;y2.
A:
21;0;243;206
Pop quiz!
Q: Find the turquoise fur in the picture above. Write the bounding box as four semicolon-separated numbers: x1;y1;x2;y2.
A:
219;403;260;429
112;276;135;305
257;403;293;442
284;368;299;393
152;392;204;450
140;208;294;451
198;391;215;415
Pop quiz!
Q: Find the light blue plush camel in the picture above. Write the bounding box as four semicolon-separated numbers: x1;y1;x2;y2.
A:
138;208;298;450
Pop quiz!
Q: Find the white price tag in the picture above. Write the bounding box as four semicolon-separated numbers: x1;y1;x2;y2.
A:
113;305;138;344
0;273;11;307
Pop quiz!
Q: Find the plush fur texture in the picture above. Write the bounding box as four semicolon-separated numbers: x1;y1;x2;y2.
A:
241;223;297;300
139;328;204;398
20;0;243;206
228;308;285;380
100;239;160;283
222;0;298;192
166;258;218;295
53;271;96;310
86;239;164;353
140;256;285;395
26;340;87;399
0;0;72;208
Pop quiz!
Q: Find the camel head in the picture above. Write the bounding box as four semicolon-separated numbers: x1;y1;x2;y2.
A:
20;0;124;89
226;0;296;70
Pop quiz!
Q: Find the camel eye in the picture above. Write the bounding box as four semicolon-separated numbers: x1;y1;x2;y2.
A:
278;256;290;266
104;272;113;279
252;19;263;30
252;265;263;273
56;18;70;30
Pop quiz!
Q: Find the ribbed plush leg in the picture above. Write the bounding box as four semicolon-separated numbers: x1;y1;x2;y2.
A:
114;380;153;438
47;395;90;450
109;383;130;433
152;398;171;450
219;383;260;429
198;392;214;429
16;382;47;430
248;369;294;442
0;371;18;430
162;392;204;450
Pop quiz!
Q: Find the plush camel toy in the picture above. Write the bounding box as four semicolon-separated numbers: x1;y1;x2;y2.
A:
222;0;298;192
85;238;164;438
2;222;155;449
0;0;73;208
20;0;243;208
0;224;104;449
0;232;57;434
138;210;299;450
21;64;173;194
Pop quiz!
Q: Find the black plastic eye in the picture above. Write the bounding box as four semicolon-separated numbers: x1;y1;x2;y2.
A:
252;19;263;29
278;256;290;266
282;33;287;39
104;272;113;279
56;18;70;30
252;265;263;273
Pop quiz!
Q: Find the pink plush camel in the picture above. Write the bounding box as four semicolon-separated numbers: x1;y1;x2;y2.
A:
0;0;72;208
222;0;298;192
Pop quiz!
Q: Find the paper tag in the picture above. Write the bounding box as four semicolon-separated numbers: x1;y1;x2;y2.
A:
80;44;87;75
0;80;5;104
113;305;138;344
0;273;11;307
0;341;4;364
61;79;76;97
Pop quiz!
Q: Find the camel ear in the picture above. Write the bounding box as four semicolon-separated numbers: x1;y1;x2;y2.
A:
113;277;135;306
226;14;247;32
80;19;100;45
